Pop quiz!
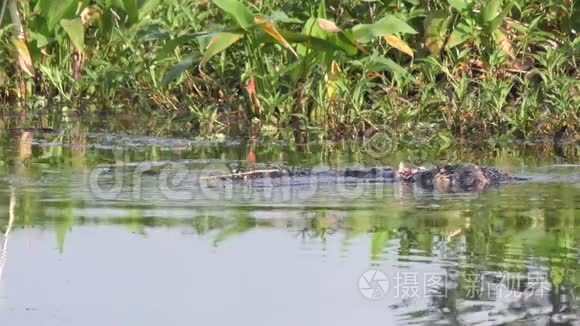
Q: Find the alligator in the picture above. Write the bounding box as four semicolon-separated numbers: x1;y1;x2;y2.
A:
200;162;525;192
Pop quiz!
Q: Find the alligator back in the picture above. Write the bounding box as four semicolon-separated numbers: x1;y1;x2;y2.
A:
480;166;518;183
430;164;523;192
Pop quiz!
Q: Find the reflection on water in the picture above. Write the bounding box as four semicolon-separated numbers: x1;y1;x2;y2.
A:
0;114;579;325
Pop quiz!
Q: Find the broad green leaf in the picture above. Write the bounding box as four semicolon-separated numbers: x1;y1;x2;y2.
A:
212;0;255;30
352;25;377;43
481;0;502;23
334;30;360;56
38;0;76;31
488;1;514;33
274;31;345;52
13;38;35;77
371;15;418;34
269;11;303;24
364;56;408;76
123;0;139;25
161;55;195;85
156;30;222;57
197;32;217;52
447;0;469;12
157;36;192;58
384;34;413;58
200;31;243;66
424;11;448;55
446;23;472;49
255;16;298;58
352;15;417;43
60;18;85;53
29;31;52;48
299;17;358;55
317;1;327;19
99;6;115;36
302;17;327;39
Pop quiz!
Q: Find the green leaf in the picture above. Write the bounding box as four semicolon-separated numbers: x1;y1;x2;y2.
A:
351;25;374;43
212;0;255;30
488;1;514;33
334;30;360;56
161;55;195;85
29;31;52;48
317;1;327;19
157;31;219;56
60;18;85;53
136;24;169;41
374;15;417;34
352;15;417;43
447;0;469;12
296;17;359;56
301;17;359;55
200;31;244;66
481;0;502;23
438;133;453;150
269;11;303;24
446;23;472;49
123;0;139;25
277;31;346;52
156;33;208;57
38;0;76;31
364;56;408;77
424;11;448;55
572;5;580;32
138;0;161;19
302;17;327;39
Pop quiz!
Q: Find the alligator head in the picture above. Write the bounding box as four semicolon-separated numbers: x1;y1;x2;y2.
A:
397;162;419;182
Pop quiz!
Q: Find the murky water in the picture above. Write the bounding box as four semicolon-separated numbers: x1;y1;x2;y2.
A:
0;115;579;325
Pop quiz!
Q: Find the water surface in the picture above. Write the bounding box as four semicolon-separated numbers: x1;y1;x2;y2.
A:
0;115;579;325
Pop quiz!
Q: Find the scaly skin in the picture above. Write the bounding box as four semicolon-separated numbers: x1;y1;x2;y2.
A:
397;163;521;192
224;164;395;180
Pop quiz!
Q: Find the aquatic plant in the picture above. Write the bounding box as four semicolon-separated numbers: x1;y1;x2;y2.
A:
0;0;577;141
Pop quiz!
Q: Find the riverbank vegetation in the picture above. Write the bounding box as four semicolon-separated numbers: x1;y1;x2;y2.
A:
0;0;578;141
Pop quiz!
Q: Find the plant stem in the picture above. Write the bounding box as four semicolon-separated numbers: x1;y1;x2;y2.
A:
7;0;24;38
